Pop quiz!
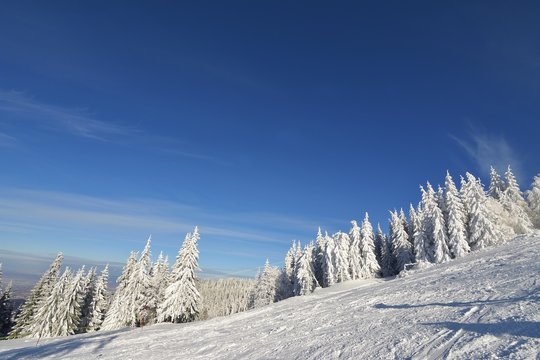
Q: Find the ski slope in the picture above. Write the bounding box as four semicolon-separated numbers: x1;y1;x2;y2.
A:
1;234;539;359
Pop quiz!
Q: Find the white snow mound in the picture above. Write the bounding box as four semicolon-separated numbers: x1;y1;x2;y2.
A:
1;235;539;359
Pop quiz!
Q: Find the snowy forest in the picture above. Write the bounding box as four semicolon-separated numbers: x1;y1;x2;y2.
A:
1;166;540;340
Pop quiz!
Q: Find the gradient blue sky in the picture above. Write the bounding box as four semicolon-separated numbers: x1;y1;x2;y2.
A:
1;1;539;277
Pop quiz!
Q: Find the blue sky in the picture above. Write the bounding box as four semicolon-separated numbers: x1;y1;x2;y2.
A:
1;1;539;278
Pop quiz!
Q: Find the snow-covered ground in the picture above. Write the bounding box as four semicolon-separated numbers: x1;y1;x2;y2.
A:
1;234;539;359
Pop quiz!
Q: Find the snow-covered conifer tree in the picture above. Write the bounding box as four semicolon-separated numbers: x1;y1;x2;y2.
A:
30;267;72;338
379;229;395;277
101;251;138;330
0;265;14;337
359;213;380;278
293;243;319;296
390;211;414;273
488;166;505;199
313;228;326;288
78;267;96;333
374;224;384;265
444;171;470;258
500;166;533;234
526;174;540;228
158;227;201;323
333;232;351;283
152;252;169;311
56;267;85;336
322;231;336;287
429;183;451;263
248;259;280;308
10;252;63;338
279;241;296;299
461;173;504;250
414;187;431;262
408;205;419;245
129;237;157;326
88;265;109;331
348;220;363;280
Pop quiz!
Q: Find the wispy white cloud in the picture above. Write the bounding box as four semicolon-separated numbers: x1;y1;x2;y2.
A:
0;187;322;245
0;90;222;163
0;90;136;141
451;131;524;181
0;131;16;147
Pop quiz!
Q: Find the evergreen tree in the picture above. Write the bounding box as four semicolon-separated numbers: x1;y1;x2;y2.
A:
322;232;336;287
374;224;384;265
10;252;63;338
158;227;201;323
359;213;381;278
129;237;157;326
379;231;395;277
444;171;470;258
248;259;280;308
399;209;409;241
101;251;138;330
430;184;451;263
152;252;169;312
500;166;533;234
78;267;96;333
313;228;326;288
293;243;319;296
333;232;351;283
414;187;431;262
526;174;540;228
30;267;72;338
88;265;109;331
279;241;296;299
408;204;419;245
488;166;505;199
390;210;414;273
0;265;14;337
57;267;86;336
461;173;504;250
348;220;363;280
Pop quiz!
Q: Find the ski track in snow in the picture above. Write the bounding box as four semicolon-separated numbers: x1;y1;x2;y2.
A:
1;234;539;359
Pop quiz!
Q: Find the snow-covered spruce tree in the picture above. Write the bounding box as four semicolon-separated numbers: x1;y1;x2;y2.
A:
414;187;431;263
313;228;327;289
152;252;170;311
158;227;201;323
444;171;470;258
359;213;381;278
88;265;109;331
348;220;363;280
101;251;138;330
436;185;446;215
78;267;96;333
333;231;351;283
374;223;384;265
10;252;63;338
248;259;281;308
0;265;14;337
198;278;255;319
461;173;504;250
488;166;505;200
408;204;419;245
56;267;86;336
30;267;72;338
322;231;336;287
128;237;157;327
293;243;319;296
500;166;533;234
526;174;540;228
399;209;409;242
427;183;451;263
389;210;414;273
378;228;395;277
278;241;297;299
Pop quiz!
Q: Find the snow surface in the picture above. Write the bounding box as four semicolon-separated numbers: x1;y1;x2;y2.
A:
1;234;539;360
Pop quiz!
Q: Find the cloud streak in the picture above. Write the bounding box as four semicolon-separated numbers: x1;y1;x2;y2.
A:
451;131;524;181
0;90;222;163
